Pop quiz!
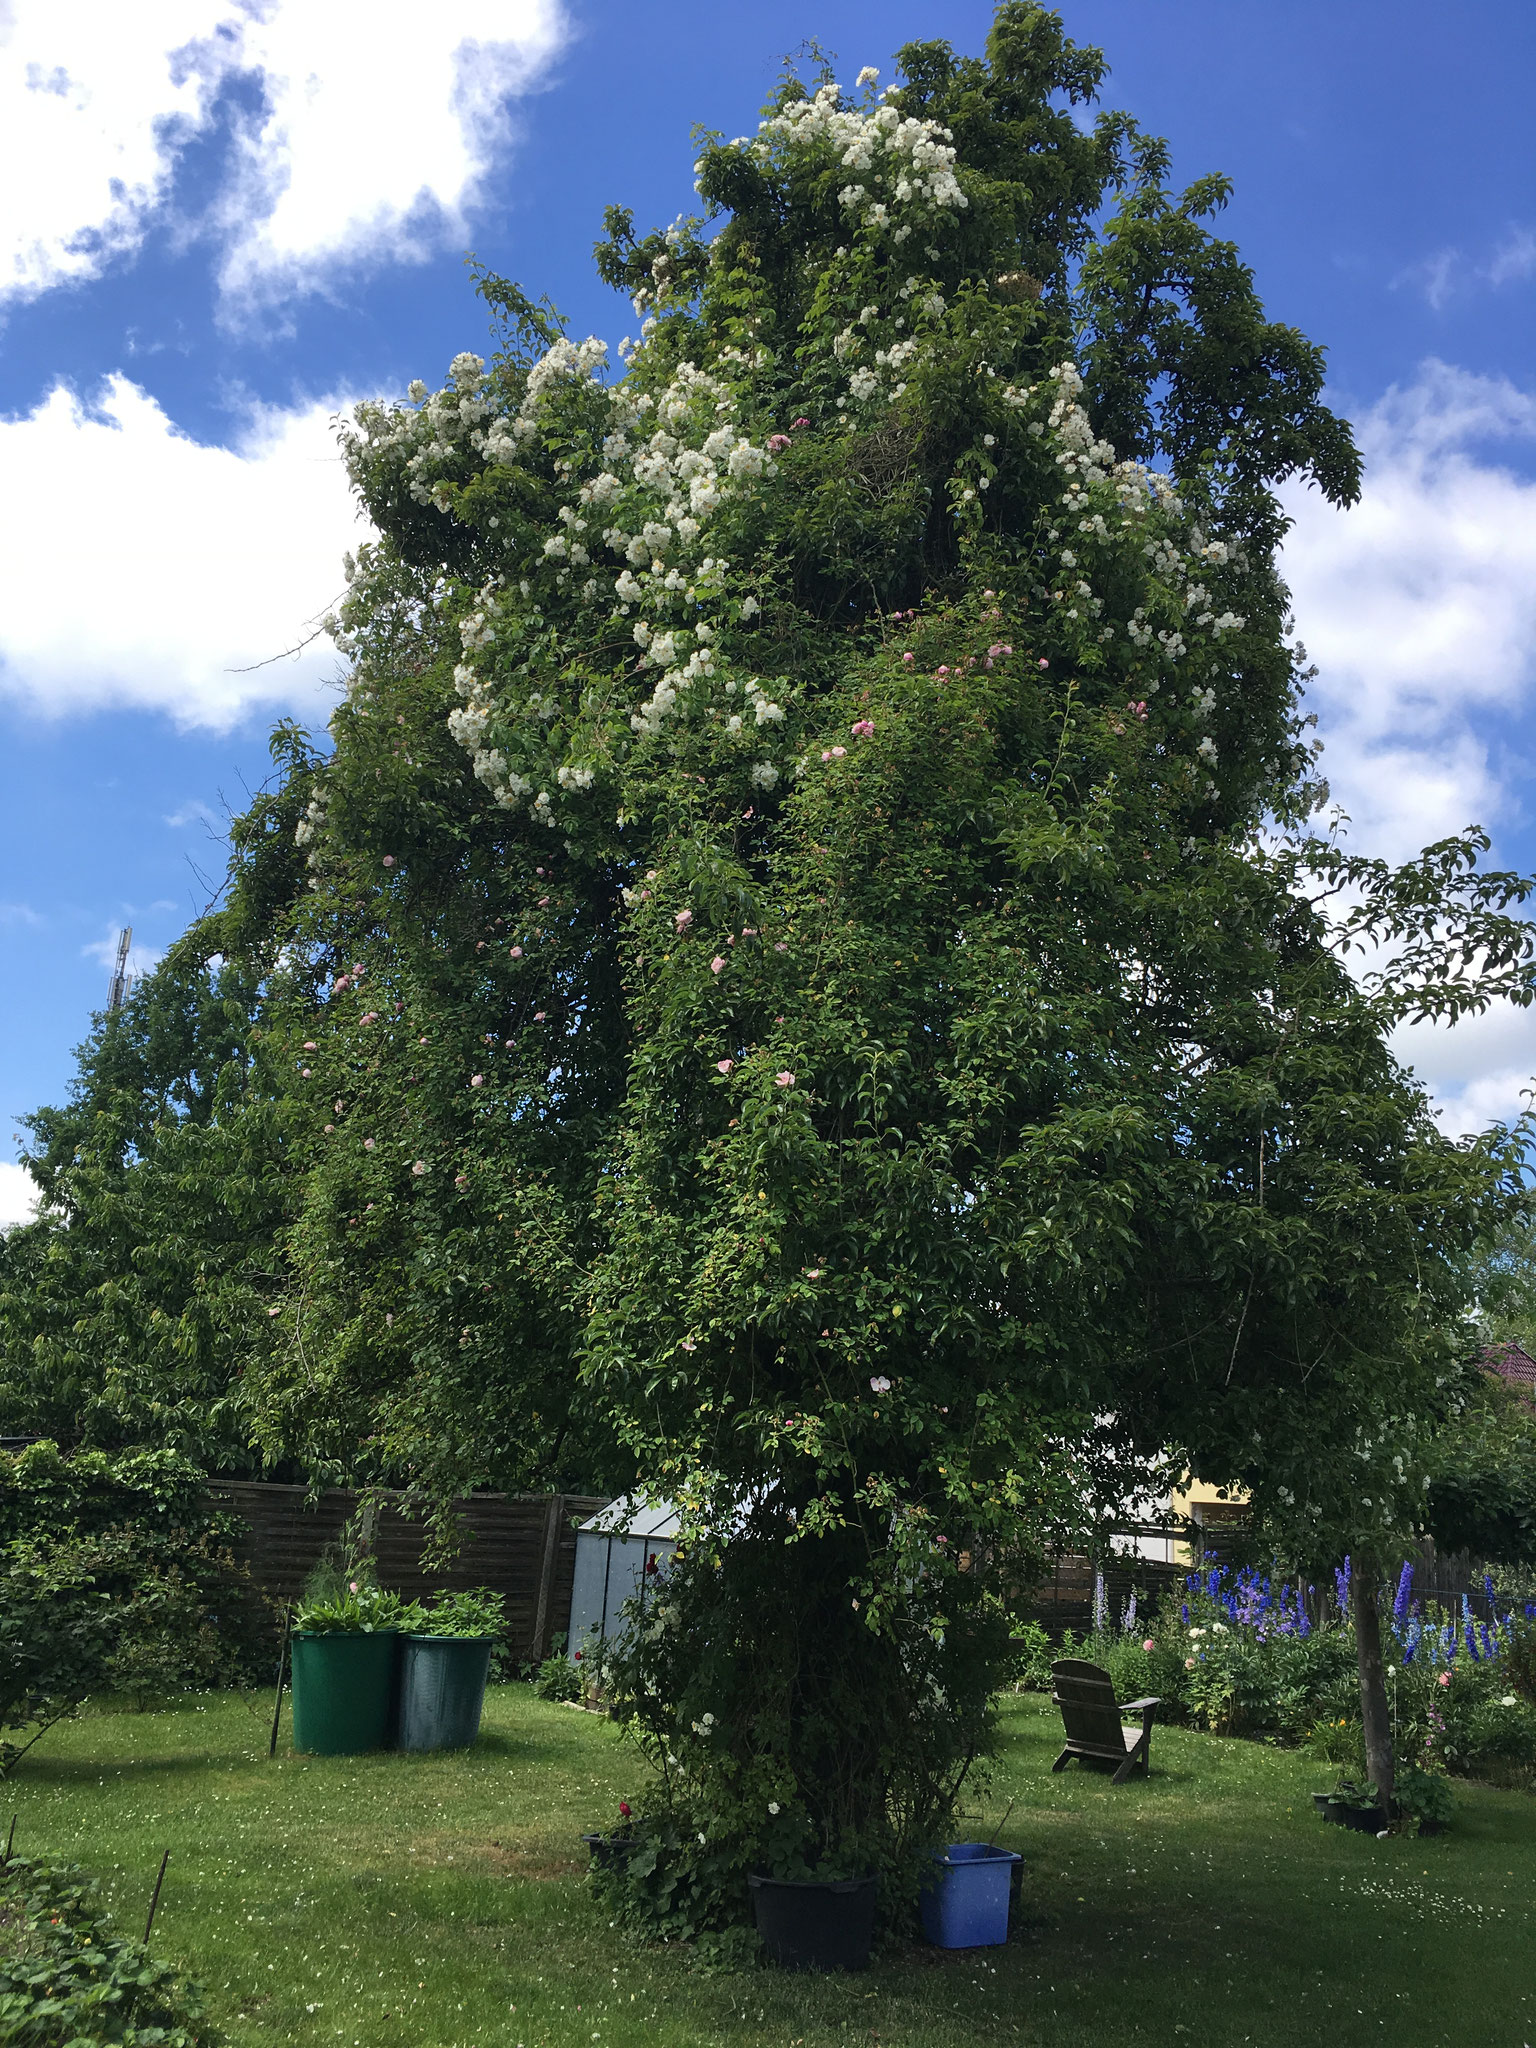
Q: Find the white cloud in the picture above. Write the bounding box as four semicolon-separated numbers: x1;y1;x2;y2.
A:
164;798;223;829
1281;362;1536;1136
0;1;210;303
0;0;568;311
1280;361;1536;867
0;375;365;727
0;1162;40;1231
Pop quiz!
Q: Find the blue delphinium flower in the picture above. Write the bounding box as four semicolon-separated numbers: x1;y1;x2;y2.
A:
1181;1601;1190;1625
1393;1561;1414;1624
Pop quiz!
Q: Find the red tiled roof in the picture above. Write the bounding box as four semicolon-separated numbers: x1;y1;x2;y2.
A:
1483;1341;1536;1390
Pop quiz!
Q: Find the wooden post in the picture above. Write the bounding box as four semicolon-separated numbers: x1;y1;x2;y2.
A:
530;1494;565;1663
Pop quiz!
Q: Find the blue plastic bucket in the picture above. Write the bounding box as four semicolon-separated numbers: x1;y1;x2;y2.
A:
920;1842;1022;1949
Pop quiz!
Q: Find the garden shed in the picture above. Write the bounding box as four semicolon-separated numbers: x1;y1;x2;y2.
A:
565;1494;679;1658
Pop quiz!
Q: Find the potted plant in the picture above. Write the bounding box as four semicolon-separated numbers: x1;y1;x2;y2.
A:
582;1800;638;1868
396;1588;505;1752
1394;1764;1455;1836
1320;1779;1388;1833
290;1581;408;1755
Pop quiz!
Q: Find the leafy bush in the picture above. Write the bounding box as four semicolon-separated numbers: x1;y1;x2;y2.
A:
0;1444;268;1770
0;1854;217;2046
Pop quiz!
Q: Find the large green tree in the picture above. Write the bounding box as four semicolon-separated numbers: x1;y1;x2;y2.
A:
5;3;1532;1906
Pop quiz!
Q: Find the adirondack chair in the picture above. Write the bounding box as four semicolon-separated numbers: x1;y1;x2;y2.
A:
1050;1659;1160;1784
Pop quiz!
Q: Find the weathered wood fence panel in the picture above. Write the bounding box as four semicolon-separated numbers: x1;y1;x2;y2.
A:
208;1483;607;1661
1022;1552;1187;1633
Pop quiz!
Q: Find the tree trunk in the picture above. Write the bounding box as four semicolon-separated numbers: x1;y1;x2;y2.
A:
1351;1558;1394;1818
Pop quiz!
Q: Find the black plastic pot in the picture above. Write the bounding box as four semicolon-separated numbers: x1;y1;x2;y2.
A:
748;1873;877;1972
582;1834;637;1869
396;1636;493;1752
1312;1793;1335;1820
1334;1801;1385;1833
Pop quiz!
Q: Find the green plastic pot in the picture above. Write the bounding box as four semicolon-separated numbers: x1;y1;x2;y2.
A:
397;1636;494;1752
290;1631;401;1755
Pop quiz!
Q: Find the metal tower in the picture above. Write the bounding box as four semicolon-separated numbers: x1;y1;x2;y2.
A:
107;928;134;1012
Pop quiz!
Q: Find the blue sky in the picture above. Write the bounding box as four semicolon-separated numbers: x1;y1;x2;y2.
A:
3;0;1535;1222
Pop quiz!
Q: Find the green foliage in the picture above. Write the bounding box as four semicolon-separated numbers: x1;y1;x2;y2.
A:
533;1633;584;1702
291;1584;409;1635
594;1508;1013;1933
1423;1374;1536;1563
1393;1761;1455;1825
0;1856;216;2046
410;1586;506;1638
0;1444;267;1769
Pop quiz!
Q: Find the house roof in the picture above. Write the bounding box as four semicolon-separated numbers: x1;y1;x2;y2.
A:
1483;1341;1536;1391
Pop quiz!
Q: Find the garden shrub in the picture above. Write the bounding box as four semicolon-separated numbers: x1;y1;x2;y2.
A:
0;1442;269;1768
0;1854;216;2046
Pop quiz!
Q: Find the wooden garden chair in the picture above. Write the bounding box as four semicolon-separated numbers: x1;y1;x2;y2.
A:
1049;1658;1161;1784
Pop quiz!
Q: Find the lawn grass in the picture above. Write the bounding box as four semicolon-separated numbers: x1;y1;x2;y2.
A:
3;1685;1533;2048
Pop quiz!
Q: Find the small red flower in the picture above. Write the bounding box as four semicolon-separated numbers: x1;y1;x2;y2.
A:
574;1649;584;1661
618;1800;632;1818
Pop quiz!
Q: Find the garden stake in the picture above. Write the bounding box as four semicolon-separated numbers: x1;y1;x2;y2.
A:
984;1797;1016;1849
144;1850;170;1944
269;1604;291;1758
3;1814;14;1865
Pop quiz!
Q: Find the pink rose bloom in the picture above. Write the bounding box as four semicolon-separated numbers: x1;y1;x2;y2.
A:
455;1173;469;1188
768;433;791;452
1185;1656;1197;1670
711;956;726;974
820;749;832;761
870;1376;891;1394
323;1123;334;1133
774;941;788;953
775;1071;795;1087
1438;1671;1451;1687
470;1075;484;1088
509;945;523;957
850;720;874;738
716;1059;734;1074
411;1160;427;1176
334;974;350;991
300;1067;312;1078
830;744;847;757
901;651;914;664
1037;658;1049;670
267;1304;282;1317
364;1138;376;1151
303;1041;317;1051
1143;1638;1156;1653
937;665;949;676
792;416;810;428
533;1012;546;1022
675;908;693;931
382;855;395;867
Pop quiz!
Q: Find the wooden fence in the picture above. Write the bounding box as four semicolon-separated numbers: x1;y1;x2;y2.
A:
209;1483;607;1662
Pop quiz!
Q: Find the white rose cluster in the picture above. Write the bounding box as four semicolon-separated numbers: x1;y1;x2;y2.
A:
747;81;968;243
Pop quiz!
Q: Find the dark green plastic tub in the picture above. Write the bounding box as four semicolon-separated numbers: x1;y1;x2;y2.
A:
289;1631;400;1755
397;1636;494;1751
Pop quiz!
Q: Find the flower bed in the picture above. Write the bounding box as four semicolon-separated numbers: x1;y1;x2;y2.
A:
1017;1561;1536;1786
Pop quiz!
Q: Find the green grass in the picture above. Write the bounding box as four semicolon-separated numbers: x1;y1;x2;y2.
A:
3;1687;1534;2048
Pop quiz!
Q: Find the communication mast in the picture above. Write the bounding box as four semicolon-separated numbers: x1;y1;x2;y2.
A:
107;928;134;1012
